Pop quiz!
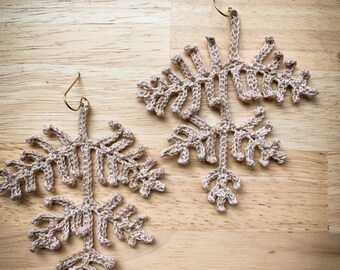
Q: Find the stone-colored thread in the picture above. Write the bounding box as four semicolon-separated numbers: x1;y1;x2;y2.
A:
137;11;317;213
0;101;165;269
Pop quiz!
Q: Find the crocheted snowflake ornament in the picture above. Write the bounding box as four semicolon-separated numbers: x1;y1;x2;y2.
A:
137;10;317;213
0;100;165;269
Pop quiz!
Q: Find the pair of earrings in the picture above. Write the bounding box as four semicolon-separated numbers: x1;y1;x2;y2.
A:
0;3;317;270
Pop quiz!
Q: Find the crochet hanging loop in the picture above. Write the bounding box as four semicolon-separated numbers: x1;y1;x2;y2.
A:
63;72;89;111
212;0;238;17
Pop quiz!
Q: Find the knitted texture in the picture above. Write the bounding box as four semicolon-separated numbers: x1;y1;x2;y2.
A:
0;100;165;269
137;10;318;213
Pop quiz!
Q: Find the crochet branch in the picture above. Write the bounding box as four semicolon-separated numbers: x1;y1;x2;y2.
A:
137;12;317;213
0;102;165;269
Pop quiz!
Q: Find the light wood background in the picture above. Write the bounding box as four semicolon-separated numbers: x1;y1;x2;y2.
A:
0;0;339;269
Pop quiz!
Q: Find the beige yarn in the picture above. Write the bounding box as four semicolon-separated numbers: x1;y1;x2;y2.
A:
137;10;318;213
0;100;165;269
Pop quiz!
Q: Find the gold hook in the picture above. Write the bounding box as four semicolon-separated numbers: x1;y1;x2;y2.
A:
213;0;237;17
63;72;88;111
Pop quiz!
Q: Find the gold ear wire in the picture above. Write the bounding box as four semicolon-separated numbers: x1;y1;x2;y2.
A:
63;72;88;111
212;0;237;17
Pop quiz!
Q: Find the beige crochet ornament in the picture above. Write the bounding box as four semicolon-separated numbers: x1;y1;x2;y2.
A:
0;74;165;269
137;6;318;213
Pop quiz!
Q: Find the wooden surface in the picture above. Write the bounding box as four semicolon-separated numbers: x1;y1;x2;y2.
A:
0;0;339;269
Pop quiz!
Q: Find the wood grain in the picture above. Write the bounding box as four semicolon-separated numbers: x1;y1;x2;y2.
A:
0;0;339;269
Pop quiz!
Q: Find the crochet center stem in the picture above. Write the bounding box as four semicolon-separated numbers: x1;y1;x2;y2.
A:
81;143;95;251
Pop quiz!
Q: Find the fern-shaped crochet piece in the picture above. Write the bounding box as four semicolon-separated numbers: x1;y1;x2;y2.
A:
0;100;165;269
137;10;317;213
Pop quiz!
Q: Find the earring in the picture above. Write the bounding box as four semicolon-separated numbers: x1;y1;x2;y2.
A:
137;2;317;213
0;73;165;269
